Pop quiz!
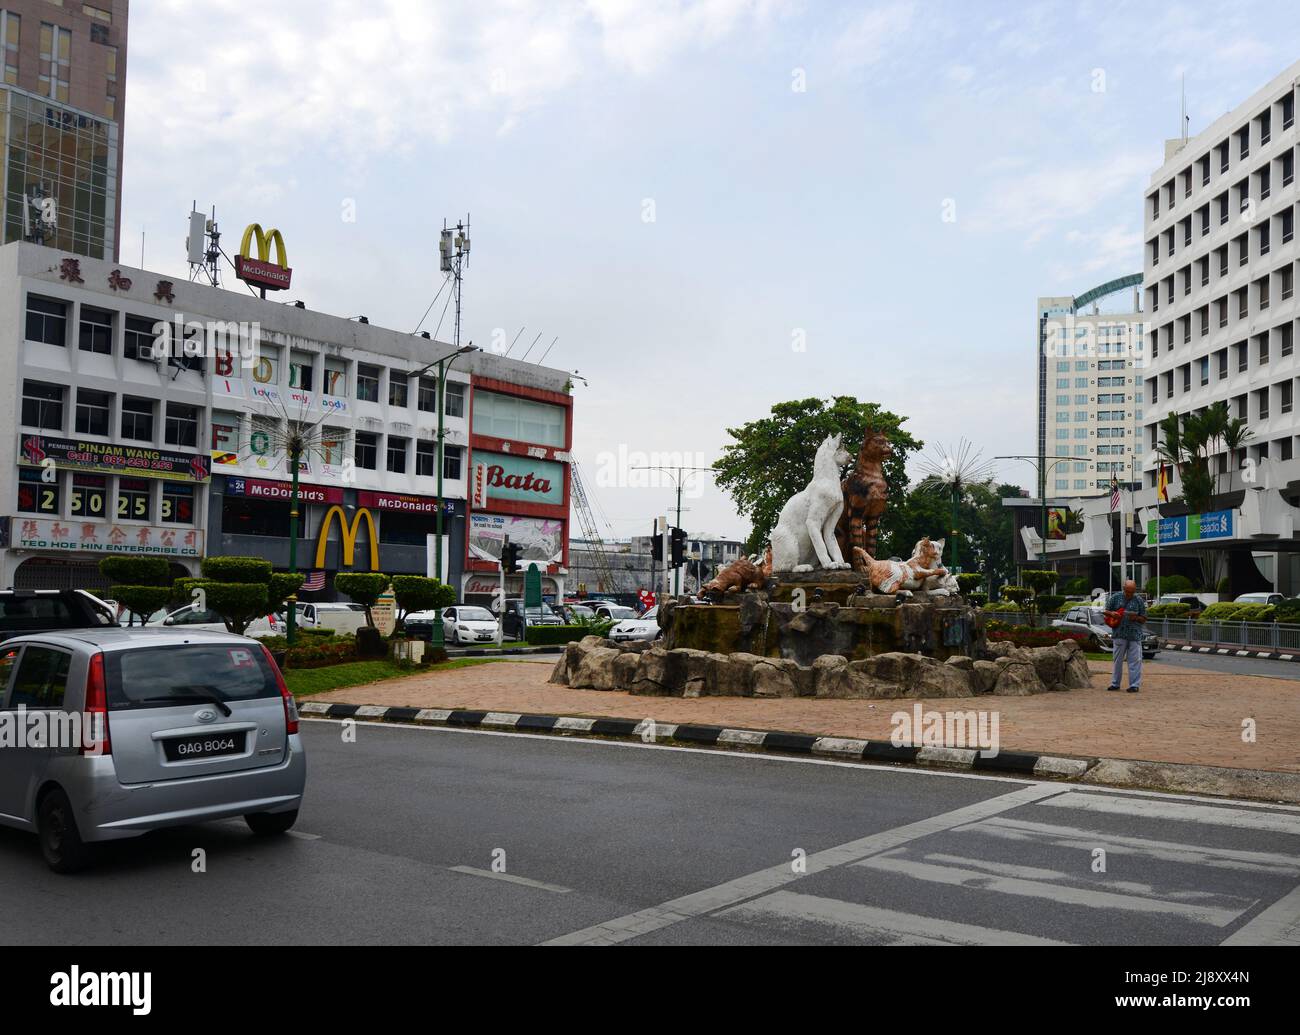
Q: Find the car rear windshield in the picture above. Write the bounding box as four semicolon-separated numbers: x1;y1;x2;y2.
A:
0;593;114;632
104;644;279;710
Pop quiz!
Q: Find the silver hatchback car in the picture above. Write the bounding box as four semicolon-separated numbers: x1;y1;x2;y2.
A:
0;627;306;872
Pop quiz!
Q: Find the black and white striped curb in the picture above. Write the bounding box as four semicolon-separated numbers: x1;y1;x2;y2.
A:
297;700;1093;780
1162;642;1300;662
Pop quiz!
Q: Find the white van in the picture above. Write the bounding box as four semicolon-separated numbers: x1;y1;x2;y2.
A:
295;602;369;633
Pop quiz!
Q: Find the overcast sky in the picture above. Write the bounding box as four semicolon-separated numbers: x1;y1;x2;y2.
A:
122;0;1300;542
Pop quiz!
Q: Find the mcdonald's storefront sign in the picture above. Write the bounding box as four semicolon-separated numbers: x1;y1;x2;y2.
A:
315;506;379;572
235;223;293;291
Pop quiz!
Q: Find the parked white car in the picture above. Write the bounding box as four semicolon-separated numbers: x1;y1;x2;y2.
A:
448;605;501;644
1233;592;1285;606
609;606;663;643
295;602;369;633
147;605;283;639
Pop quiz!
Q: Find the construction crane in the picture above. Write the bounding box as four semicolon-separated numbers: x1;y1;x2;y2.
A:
569;462;621;595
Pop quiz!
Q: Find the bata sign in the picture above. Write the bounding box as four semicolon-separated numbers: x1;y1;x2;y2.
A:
20;436;210;483
476;452;563;506
13;519;204;557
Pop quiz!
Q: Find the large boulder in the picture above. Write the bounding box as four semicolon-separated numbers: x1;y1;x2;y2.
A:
991;657;1047;695
972;660;1001;693
840;652;974;699
571;646;623;690
811;654;853;697
752;657;802;698
550;640;586;685
611;652;641;691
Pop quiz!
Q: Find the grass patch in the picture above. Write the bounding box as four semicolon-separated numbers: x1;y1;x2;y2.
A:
285;657;509;697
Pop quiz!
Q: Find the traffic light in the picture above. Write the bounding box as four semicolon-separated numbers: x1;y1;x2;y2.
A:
650;524;663;562
501;540;521;574
670;527;687;567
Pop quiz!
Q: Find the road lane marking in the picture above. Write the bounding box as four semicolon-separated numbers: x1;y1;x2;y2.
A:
1221;883;1300;945
960;816;1300;874
449;865;572;894
718;890;1073;946
287;831;322;841
1042;792;1300;834
854;850;1251;926
540;782;1063;945
299;717;1300;808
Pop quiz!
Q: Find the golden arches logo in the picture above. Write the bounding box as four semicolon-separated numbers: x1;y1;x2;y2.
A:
235;222;293;291
315;506;379;571
239;223;288;267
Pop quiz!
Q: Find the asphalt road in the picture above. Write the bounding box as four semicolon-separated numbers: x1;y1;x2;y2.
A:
1149;649;1300;679
1;722;1298;945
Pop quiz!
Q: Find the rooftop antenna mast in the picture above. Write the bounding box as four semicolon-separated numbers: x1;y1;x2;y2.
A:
1181;73;1189;145
439;215;471;353
186;202;222;287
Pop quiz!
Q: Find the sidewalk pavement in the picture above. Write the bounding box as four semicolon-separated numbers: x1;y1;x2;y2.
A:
308;658;1300;775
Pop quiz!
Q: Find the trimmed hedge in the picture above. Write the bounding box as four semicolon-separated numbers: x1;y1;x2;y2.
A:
1147;602;1192;618
1034;594;1066;615
100;556;171;586
982;601;1025;613
1000;586;1033;606
1197;602;1245;623
956;573;985;596
201;556;273;582
1234;603;1276;623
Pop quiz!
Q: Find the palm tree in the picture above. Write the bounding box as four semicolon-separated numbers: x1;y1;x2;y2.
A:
1221;416;1254;494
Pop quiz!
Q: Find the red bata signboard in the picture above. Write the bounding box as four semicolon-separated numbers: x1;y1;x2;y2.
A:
224;476;343;505
20;436;209;483
357;491;454;515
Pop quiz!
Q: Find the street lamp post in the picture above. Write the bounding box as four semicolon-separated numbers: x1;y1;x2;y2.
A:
630;465;711;597
411;344;479;650
995;454;1074;566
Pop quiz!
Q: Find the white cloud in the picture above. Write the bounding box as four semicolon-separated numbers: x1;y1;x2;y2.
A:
832;1;915;72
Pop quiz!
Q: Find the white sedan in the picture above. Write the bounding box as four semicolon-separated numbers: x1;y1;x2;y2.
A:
407;605;501;644
147;604;284;638
609;606;663;643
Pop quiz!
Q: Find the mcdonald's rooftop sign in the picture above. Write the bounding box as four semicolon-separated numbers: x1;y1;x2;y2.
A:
235;223;292;291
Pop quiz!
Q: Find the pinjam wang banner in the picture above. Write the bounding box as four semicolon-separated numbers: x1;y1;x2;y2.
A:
19;436;210;483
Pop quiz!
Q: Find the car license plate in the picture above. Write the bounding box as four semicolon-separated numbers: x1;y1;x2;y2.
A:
163;732;246;762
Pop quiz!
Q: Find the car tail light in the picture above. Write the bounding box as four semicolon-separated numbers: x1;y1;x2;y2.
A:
261;643;298;734
82;651;111;755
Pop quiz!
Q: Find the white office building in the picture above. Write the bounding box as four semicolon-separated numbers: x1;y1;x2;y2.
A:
1035;61;1300;594
1037;281;1145;498
0;240;573;597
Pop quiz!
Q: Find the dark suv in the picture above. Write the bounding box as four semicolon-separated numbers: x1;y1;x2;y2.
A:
0;590;118;643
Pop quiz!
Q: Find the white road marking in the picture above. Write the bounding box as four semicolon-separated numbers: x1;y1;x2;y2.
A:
1221;883;1300;945
540;782;1063;945
718;890;1072;946
300;717;1300;812
854;850;1251;926
1042;792;1300;834
961;816;1300;874
287;831;322;841
448;865;572;894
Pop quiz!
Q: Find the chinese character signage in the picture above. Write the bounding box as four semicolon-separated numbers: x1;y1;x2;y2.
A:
13;519;204;557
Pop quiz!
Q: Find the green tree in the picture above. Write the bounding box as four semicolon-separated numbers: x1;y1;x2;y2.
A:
167;557;302;636
713;397;922;554
390;575;455;632
334;573;390;628
99;556;172;625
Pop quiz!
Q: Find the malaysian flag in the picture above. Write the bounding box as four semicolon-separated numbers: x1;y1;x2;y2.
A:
1109;474;1121;512
300;570;326;592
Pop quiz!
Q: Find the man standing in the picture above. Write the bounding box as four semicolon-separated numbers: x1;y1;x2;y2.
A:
1104;578;1147;693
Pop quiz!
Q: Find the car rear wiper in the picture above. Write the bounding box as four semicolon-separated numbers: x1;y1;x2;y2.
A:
136;689;233;717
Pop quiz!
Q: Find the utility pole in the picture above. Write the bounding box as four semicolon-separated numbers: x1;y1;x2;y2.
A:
632;465;710;596
995;454;1074;566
